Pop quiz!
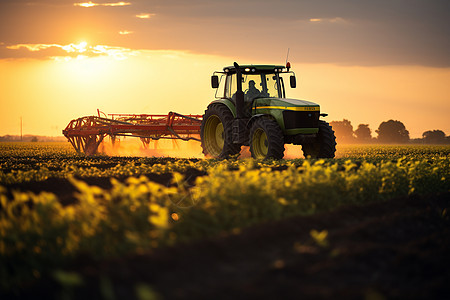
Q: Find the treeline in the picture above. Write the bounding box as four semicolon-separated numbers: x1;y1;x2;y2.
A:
1;121;449;145
330;119;450;144
0;135;66;142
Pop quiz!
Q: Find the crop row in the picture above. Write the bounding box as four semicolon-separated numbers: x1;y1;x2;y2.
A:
1;149;449;289
1;143;449;185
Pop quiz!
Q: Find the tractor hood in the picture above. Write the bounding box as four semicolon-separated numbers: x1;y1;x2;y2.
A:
253;98;320;111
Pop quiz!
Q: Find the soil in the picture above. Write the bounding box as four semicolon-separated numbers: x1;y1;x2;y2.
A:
4;167;206;206
6;190;449;300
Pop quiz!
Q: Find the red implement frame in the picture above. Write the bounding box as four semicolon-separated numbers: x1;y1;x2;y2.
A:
63;110;202;155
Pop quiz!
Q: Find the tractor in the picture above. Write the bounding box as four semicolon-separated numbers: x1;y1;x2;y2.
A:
200;62;337;159
63;62;336;159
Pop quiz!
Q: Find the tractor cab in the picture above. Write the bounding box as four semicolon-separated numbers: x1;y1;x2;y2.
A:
202;62;336;159
212;65;296;116
213;65;294;97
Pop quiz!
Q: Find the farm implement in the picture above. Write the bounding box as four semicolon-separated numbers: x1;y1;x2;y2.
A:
63;111;202;155
63;62;337;158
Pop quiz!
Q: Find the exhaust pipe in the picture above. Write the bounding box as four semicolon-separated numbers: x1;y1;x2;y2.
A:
232;62;249;144
234;62;245;119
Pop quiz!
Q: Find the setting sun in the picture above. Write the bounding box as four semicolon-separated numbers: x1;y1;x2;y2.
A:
75;2;96;8
61;41;88;54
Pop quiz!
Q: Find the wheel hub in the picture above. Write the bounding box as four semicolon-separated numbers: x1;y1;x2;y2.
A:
204;115;224;157
253;128;268;158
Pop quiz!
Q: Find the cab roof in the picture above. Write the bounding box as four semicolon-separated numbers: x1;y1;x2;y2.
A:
222;64;286;74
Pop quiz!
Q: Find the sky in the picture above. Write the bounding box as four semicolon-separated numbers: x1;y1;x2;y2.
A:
0;0;449;138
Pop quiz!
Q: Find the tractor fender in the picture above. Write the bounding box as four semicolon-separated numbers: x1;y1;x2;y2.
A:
208;99;236;118
247;114;274;128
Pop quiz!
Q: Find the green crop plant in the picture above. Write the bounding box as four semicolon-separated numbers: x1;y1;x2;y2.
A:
0;143;449;291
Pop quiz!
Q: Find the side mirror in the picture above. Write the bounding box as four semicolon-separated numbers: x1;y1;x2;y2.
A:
290;75;297;88
211;75;219;89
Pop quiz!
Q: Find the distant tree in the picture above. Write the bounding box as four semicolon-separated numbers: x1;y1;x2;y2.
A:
31;136;38;142
354;124;372;142
330;119;354;143
422;130;446;144
376;120;410;143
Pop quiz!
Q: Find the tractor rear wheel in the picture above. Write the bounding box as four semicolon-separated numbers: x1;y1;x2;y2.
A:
201;104;241;158
249;116;285;159
302;120;336;158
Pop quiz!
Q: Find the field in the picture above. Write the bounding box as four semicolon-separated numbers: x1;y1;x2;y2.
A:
1;142;449;299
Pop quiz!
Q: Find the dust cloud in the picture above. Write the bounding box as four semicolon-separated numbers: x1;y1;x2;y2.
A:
98;137;306;159
283;145;304;159
99;136;204;158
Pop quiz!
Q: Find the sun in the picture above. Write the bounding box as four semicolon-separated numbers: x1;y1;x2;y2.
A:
75;2;96;8
74;41;88;53
61;41;89;54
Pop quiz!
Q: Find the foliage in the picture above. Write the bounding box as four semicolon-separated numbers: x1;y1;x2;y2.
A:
376;119;410;143
354;124;372;142
0;175;170;289
0;142;449;291
171;156;449;239
422;130;446;144
3;143;448;185
329;119;355;143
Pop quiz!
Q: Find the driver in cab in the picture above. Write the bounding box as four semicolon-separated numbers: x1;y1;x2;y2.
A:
245;80;261;102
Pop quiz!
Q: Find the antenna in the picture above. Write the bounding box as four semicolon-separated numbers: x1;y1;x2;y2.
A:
285;48;290;65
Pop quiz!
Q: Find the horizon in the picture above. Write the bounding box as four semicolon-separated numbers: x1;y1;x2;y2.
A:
1;115;449;141
1;0;449;139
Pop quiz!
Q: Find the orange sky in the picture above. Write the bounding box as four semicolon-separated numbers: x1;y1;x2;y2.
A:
0;0;449;138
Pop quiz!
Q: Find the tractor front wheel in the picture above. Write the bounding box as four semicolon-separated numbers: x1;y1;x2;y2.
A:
249;116;285;159
200;104;241;158
302;120;337;158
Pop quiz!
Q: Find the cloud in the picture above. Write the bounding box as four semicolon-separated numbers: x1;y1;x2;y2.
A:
74;1;131;8
309;17;349;24
7;43;60;52
0;0;448;67
136;13;155;19
1;42;138;60
126;0;449;67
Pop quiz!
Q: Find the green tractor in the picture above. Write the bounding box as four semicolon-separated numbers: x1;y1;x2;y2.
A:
200;62;337;159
